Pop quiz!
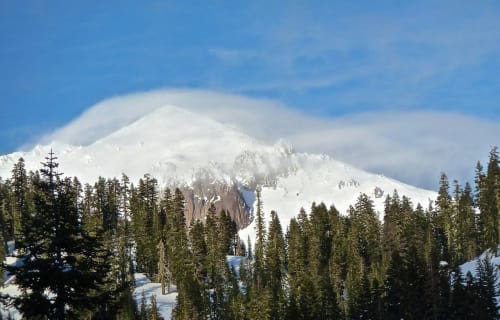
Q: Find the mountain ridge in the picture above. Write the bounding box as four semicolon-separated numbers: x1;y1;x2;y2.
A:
0;104;437;237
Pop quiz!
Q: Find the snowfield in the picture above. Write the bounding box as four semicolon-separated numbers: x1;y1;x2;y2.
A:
0;105;436;242
134;273;177;319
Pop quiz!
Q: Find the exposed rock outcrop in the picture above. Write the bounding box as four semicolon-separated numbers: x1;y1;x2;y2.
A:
181;181;253;229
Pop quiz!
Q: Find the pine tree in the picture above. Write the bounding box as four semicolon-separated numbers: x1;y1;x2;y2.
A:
344;205;366;319
476;147;500;253
383;191;403;261
157;239;170;294
307;203;341;319
286;210;314;319
247;286;273;320
149;295;163;320
205;204;229;319
166;188;190;283
227;264;246;320
5;151;111;319
352;194;381;271
0;179;13;247
0;221;4;286
474;254;499;319
219;210;237;255
403;245;428;320
328;206;348;316
488;148;500;247
450;267;475;319
114;288;138;320
384;250;404;319
423;203;450;320
169;188;207;319
140;291;148;320
264;211;287;319
10;157;28;246
254;187;266;290
435;173;454;264
455;182;478;263
131;175;161;277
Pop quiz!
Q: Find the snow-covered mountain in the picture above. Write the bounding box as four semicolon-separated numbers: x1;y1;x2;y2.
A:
0;104;436;240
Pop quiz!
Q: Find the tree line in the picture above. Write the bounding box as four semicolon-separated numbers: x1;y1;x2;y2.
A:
0;147;498;319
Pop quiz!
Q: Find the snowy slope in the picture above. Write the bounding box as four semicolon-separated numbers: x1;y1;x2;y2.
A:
134;273;177;319
0;105;265;185
238;151;435;244
0;104;436;238
460;251;500;307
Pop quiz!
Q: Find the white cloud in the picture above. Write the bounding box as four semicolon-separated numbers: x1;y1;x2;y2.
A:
40;89;499;190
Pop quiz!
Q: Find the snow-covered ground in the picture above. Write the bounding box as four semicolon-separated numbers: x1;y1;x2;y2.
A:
3;241;500;319
0;242;22;319
460;251;500;276
460;250;500;306
0;243;180;320
134;273;178;319
134;256;246;320
1;272;177;320
239;150;436;245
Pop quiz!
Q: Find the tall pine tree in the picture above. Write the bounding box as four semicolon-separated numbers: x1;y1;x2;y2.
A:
5;151;110;319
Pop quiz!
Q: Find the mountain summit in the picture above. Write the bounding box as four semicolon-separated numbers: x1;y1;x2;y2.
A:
0;104;436;238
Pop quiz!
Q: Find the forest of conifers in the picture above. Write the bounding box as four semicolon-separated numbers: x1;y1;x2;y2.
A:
0;147;499;320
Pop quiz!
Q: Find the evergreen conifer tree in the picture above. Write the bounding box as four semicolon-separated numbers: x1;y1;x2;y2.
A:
474;254;499;319
5;151;111;319
264;210;287;319
456;182;478;263
0;221;4;286
157;239;169;294
450;267;475;319
149;295;163;320
286;210;315;319
436;173;455;264
254;187;266;290
10;157;28;246
139;291;148;320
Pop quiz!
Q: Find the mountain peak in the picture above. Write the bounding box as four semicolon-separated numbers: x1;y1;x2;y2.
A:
0;103;436;242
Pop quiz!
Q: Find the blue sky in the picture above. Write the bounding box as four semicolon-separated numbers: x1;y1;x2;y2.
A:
0;1;499;188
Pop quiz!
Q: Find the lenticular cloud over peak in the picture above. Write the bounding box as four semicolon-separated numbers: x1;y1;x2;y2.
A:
41;89;298;147
36;89;500;190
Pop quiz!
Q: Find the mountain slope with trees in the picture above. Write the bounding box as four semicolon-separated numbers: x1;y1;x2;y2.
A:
0;106;436;233
0;146;498;319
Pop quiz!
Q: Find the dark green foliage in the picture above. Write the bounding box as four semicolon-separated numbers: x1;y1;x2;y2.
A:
10;158;29;246
113;288;138;320
473;255;499;319
149;295;163;320
435;173;455;265
4;151;112;319
253;187;266;290
455;182;478;263
139;291;148;320
264;211;287;319
0;178;7;285
0;146;498;320
131;175;161;277
477;147;500;253
450;267;475;319
384;246;428;320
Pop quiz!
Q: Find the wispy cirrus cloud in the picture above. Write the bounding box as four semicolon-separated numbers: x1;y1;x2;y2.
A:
207;1;500;114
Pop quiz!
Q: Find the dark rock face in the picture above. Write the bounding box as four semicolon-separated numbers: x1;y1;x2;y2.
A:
180;181;253;229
